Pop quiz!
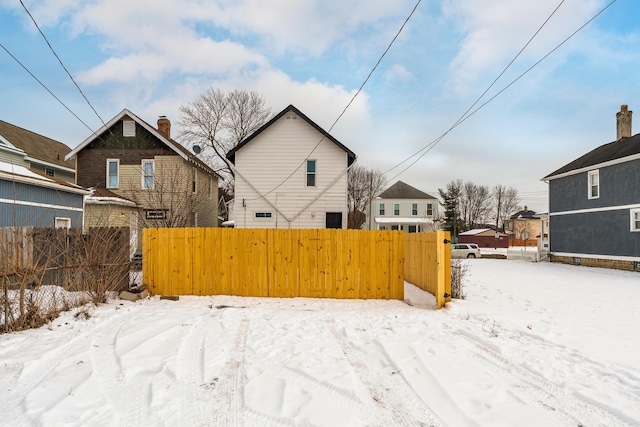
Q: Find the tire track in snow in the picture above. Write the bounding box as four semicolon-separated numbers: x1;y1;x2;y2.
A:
0;311;129;425
453;326;634;427
90;319;160;426
211;318;250;427
326;320;444;427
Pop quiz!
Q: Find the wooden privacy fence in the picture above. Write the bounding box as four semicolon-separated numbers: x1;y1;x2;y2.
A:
143;228;405;300
404;230;451;309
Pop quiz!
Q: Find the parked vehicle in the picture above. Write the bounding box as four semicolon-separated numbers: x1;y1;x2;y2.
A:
451;243;481;259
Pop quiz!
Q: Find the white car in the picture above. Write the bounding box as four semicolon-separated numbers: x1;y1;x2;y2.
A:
451;243;481;259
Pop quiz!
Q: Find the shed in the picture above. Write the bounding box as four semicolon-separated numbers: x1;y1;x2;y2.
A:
459;228;509;248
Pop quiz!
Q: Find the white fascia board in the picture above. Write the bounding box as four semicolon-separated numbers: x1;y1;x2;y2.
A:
24;156;76;174
543;153;640;182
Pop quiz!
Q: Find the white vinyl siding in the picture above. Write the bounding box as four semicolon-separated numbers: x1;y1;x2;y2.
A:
233;113;348;229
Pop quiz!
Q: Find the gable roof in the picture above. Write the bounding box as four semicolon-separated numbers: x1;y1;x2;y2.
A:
510;207;537;220
0;119;75;171
459;228;508;237
0;161;88;195
378;181;436;199
543;133;640;180
226;104;356;166
65;109;219;177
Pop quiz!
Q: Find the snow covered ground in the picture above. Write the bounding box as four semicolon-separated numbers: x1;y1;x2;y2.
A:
1;259;639;426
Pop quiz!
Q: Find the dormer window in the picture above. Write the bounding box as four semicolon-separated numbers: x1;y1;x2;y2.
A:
123;120;135;137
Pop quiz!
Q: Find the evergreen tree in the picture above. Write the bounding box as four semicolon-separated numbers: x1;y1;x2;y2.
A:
438;180;463;239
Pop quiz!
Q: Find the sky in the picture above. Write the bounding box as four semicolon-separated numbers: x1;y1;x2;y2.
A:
2;259;639;425
1;0;640;213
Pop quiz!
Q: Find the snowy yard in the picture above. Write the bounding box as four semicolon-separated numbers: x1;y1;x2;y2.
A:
1;259;639;426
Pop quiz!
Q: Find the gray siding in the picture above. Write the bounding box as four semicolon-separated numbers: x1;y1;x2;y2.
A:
550;160;640;212
0;179;84;228
550;210;639;258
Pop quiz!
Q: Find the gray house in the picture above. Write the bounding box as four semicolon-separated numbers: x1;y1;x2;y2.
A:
542;105;640;271
0;161;88;228
0;120;76;183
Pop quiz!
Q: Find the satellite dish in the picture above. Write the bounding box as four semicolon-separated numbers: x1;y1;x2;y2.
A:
192;145;202;154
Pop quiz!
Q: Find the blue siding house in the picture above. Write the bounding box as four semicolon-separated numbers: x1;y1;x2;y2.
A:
543;105;640;271
0;162;88;228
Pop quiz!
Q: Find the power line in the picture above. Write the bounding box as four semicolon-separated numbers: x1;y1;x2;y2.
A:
0;42;96;134
19;0;112;133
384;0;617;182
245;0;422;201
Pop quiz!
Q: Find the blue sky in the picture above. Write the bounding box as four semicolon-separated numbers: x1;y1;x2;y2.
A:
1;0;639;212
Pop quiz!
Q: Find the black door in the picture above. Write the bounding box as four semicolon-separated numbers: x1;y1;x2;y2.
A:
325;212;343;229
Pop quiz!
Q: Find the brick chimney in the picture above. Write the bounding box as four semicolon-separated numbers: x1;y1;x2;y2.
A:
157;116;171;139
616;105;632;140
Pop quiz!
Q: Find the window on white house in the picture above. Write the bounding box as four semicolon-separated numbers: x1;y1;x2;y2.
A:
54;217;71;229
255;212;272;218
391;225;399;230
306;160;316;186
588;170;599;199
142;160;154;189
408;225;417;233
412;203;418;216
107;159;119;188
394;203;400;216
192;167;197;193
123;120;135;137
379;203;385;215
426;203;433;216
631;209;640;232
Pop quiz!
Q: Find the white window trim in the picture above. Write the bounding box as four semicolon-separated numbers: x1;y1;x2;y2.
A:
106;159;119;189
426;203;433;216
411;203;418;216
379;203;385;215
631;208;640;232
394;203;400;216
306;160;316;187
54;217;71;229
123;120;135;137
255;212;273;219
191;167;197;194
588;169;599;200
141;159;154;190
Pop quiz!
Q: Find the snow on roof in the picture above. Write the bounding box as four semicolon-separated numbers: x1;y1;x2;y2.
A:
0;161;89;195
459;228;491;235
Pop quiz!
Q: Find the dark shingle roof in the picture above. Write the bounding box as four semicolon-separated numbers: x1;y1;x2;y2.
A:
0;120;74;169
543;133;640;180
226;104;356;166
509;208;537;220
378;181;436;199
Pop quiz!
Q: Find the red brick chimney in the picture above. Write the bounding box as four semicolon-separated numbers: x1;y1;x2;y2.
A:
616;104;632;140
157;116;171;139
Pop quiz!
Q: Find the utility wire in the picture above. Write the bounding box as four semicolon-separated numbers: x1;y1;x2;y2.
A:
385;0;617;182
19;0;112;132
244;0;422;201
0;42;96;134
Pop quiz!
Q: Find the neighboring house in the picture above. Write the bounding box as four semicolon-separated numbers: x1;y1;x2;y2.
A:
65;109;219;249
459;228;509;248
226;105;356;229
366;181;439;232
505;206;541;243
0;161;88;228
84;188;139;257
0;119;76;183
542;104;640;271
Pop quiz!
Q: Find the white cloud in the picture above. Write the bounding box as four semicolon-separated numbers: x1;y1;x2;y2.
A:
442;0;602;94
385;64;413;82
